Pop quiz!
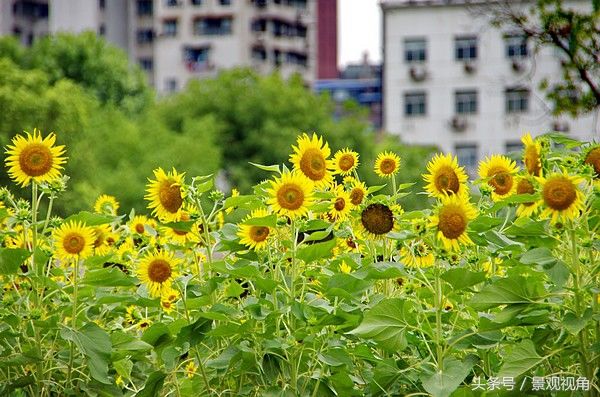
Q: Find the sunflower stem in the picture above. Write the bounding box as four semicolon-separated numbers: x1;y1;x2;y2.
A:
434;262;444;370
41;193;55;237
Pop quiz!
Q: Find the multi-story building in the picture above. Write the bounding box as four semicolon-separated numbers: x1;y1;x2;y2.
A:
381;0;597;173
0;0;336;94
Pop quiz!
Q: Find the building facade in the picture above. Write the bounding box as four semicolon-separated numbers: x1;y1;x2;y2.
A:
381;0;597;174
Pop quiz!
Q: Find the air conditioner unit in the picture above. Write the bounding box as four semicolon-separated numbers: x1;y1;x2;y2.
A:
552;120;570;132
511;59;525;73
409;65;428;82
463;61;476;74
450;116;468;132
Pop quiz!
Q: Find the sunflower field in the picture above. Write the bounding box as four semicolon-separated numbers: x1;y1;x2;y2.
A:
0;128;599;396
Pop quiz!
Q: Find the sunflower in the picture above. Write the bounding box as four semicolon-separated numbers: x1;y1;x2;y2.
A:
237;208;272;250
94;194;119;215
145;167;186;222
129;215;152;235
53;221;95;261
400;240;435;268
374;151;401;178
329;185;352;221
4;129;66;187
430;194;477;251
92;224;115;255
515;176;541;218
164;207;200;245
332;148;359;176
537;171;585;224
423;153;469;198
583;145;600;179
522;133;542;176
266;171;314;219
347;180;368;207
289;133;333;188
137;250;180;297
478;155;519;201
358;202;400;239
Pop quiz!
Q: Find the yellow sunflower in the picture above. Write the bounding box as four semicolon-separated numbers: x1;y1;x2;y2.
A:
400;240;435;268
347;180;368;207
266;171;314;219
430;194;477;251
374;151;401;178
358;202;400;239
53;221;95;261
237;208;272;250
164;207;200;245
289;133;333;188
145;167;186;222
515;176;541;218
93;194;119;215
137;250;180;297
478;155;519;201
583;145;600;179
332;148;359;176
329;185;352;221
423;153;469;198
4;129;66;187
522;133;542;176
92;224;115;255
536;171;585;224
129;215;152;235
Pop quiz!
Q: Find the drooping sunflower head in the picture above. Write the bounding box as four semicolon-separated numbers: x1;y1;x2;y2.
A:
374;151;401;178
521;133;542;176
4;129;66;187
478;155;519;201
332;148;359;176
266;170;314;219
358;202;400;239
423;153;468;198
93;194;119;216
145;167;186;222
329;184;352;221
400;240;435;268
537;171;585;224
289;133;333;187
583;144;600;179
137;250;180;297
430;194;477;251
92;224;114;255
237;208;272;250
515;176;541;218
53;221;95;261
347;180;368;207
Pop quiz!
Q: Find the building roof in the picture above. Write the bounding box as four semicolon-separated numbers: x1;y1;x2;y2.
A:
380;0;524;10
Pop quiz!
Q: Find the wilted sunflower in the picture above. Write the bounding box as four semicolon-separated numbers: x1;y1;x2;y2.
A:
237;208;272;250
5;129;66;187
332;148;359;176
94;194;119;215
515;176;541;218
537;171;585;224
145;167;186;222
430;194;477;251
400;240;434;268
374;151;401;178
522;133;542;176
583;144;600;179
478;155;519;201
137;250;180;297
53;221;95;261
358;202;400;239
329;185;352;221
423;153;468;198
347;180;368;207
289;133;333;188
267;171;314;219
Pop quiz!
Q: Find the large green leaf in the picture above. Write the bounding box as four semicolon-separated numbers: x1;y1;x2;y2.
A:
497;339;544;378
520;247;557;266
297;239;336;263
441;269;486;291
136;371;166;397
60;323;112;384
82;267;134;287
64;211;115;226
0;248;31;275
469;276;545;310
421;356;477;397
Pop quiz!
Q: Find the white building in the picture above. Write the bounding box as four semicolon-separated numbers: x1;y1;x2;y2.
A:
381;0;598;173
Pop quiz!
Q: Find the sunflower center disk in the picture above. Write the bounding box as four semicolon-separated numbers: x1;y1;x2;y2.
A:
135;224;145;234
19;144;53;177
300;148;326;180
361;204;394;235
434;167;460;194
148;259;172;283
524;147;541;176
438;206;467;239
63;233;85;254
488;169;513;195
159;180;183;213
349;188;364;206
543;177;576;210
278;183;304;210
584;148;600;176
379;159;396;175
250;226;269;242
338;155;354;172
334;197;346;211
516;179;535;206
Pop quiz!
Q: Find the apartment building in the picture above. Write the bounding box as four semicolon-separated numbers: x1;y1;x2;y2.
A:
381;0;597;173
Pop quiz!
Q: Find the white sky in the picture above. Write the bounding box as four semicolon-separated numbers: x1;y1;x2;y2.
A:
338;0;382;67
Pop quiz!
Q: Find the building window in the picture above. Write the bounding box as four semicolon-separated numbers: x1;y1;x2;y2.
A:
505;88;529;113
505;34;528;58
252;46;267;61
194;17;233;35
505;141;523;154
273;49;283;67
455;36;477;61
455;90;478;114
219;0;232;4
137;0;153;15
190;0;202;5
98;0;105;9
455;144;478;175
163;19;178;36
184;47;210;72
286;51;307;67
98;24;106;36
137;29;154;44
165;78;178;92
404;38;426;62
404;92;427;116
251;19;267;32
165;0;180;6
139;58;154;71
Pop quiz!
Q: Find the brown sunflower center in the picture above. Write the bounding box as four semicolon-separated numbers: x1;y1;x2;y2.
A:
147;259;172;283
334;197;346;211
299;148;326;181
159;180;183;214
524;146;541;176
584;147;600;177
349;188;365;206
135;223;145;234
277;183;305;210
63;232;86;254
487;167;513;196
438;204;467;239
517;178;535;206
338;154;355;172
542;176;577;211
379;158;397;175
93;230;105;248
434;166;460;194
249;226;270;242
19;143;53;177
361;203;394;235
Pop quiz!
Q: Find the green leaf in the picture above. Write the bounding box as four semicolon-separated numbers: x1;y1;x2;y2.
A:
112;331;153;352
0;248;31;275
225;281;245;297
243;214;277;227
497;339;544;378
348;298;412;353
469;276;546;310
162;220;195;233
563;309;592;335
60;323;112;384
82;267;134;287
297;239;336;263
442;269;486;291
141;323;171;347
520;247;557;266
175;317;212;348
249;162;280;173
421;356;477;397
136;371;166;397
64;211;115;226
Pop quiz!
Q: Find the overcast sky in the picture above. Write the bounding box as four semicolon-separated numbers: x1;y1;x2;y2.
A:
338;0;382;67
